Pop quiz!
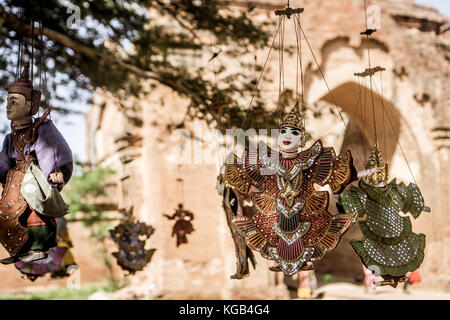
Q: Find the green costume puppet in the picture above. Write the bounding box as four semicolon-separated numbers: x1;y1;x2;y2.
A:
340;142;428;287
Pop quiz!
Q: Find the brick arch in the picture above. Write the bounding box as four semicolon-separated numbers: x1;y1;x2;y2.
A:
319;81;401;164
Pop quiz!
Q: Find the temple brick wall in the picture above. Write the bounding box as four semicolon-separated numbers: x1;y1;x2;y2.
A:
85;0;450;298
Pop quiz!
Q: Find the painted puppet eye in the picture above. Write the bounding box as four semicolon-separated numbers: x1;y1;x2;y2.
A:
280;129;286;134
292;130;300;136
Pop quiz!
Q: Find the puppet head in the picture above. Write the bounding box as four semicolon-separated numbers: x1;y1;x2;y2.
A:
278;102;306;155
365;141;389;185
7;62;41;121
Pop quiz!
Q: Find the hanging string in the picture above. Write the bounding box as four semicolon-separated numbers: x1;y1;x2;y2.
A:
15;8;25;80
380;71;387;158
233;18;282;153
371;80;418;185
281;16;286;95
206;23;221;129
277;16;283;127
176;165;185;204
31;17;35;88
277;15;286;126
293;14;300;101
294;15;365;166
363;0;378;144
297;13;304;106
16;37;22;80
353;76;365;167
38;20;43;92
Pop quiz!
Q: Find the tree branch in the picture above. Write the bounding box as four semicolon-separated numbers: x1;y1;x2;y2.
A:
154;0;203;45
0;4;209;106
213;0;285;11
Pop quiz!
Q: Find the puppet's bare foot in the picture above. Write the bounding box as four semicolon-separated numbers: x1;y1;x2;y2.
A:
18;251;47;263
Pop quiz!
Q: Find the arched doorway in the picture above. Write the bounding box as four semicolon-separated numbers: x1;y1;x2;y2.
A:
312;81;402;283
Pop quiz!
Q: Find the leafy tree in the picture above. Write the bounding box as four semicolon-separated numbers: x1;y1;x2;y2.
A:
0;0;277;129
63;159;118;286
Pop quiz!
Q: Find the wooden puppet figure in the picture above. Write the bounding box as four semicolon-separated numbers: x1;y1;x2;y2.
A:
340;142;427;287
110;208;156;274
164;203;195;247
218;102;358;277
0;62;73;265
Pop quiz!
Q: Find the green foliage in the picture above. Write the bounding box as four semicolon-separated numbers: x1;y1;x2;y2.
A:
62;159;117;284
0;281;117;300
0;0;276;129
63;159;115;226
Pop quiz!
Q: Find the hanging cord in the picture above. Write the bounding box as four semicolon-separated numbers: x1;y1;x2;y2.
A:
277;16;281;126
294;15;365;166
15;36;22;80
297;13;304;106
277;15;284;126
361;0;416;185
39;20;50;107
371;80;418;185
176;165;185;204
277;14;286;126
38;21;43;93
363;0;378;144
281;16;286;97
380;71;387;158
232;19;282;154
293;12;305;130
15;8;25;79
293;14;300;100
31;17;35;88
38;19;59;172
352;76;365;167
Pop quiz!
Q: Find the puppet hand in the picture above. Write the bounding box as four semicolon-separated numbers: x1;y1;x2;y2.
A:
330;192;341;204
49;171;64;184
357;167;380;179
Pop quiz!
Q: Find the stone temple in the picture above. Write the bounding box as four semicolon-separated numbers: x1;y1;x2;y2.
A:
85;0;449;298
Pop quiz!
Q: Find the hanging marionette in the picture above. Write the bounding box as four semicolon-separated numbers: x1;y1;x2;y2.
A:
163;203;195;247
217;175;257;279
218;102;360;277
110;207;156;274
0;62;73;265
339;142;429;287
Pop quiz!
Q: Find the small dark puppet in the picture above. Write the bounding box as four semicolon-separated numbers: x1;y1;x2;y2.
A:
164;203;195;247
110;207;156;274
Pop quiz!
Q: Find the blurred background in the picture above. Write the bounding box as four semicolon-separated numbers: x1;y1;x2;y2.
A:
0;0;448;299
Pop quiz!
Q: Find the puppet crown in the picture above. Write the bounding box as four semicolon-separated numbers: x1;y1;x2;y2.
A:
281;102;305;133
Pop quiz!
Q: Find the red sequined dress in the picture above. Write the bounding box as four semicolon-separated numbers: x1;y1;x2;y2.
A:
223;140;357;276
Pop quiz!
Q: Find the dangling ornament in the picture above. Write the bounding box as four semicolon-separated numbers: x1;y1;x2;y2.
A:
110;207;156;274
218;178;256;279
0;60;73;267
13;217;77;281
164;203;195;247
218;102;359;277
339;142;429;287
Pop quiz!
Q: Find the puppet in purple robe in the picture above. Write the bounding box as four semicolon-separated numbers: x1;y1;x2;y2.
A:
0;62;73;265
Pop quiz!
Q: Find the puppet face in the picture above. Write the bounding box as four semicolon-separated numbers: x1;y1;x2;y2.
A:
364;165;387;186
278;126;303;154
6;93;32;121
